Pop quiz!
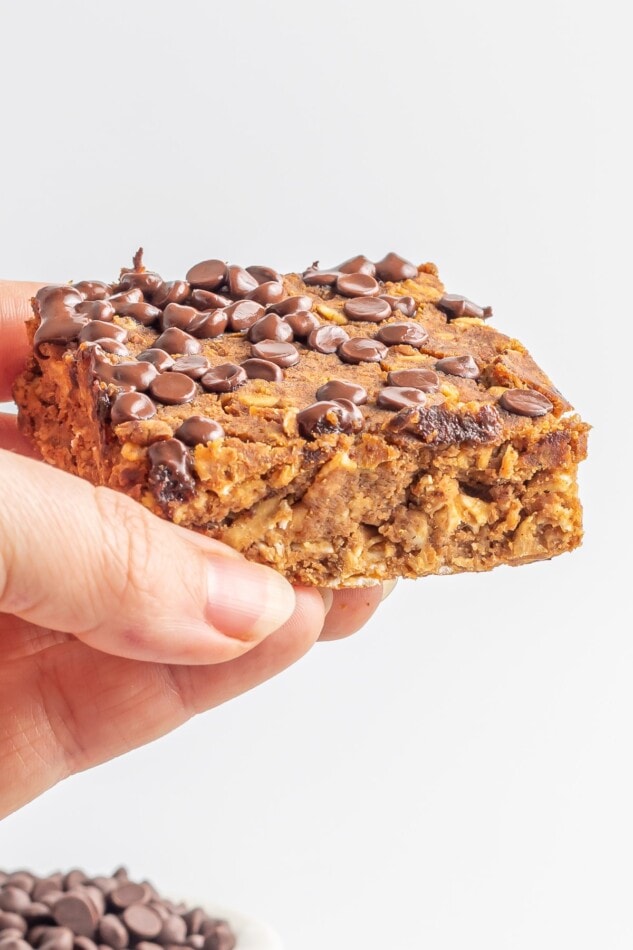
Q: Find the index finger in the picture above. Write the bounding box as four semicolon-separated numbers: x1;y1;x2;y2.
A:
0;280;45;401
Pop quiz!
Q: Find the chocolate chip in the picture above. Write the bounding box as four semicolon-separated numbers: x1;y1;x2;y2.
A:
240;358;283;382
73;281;112;301
152;281;191;309
343;297;391;322
0;938;30;950
75;300;115;321
245;265;282;285
174;416;225;446
121;906;162;941
118;271;163;295
0;914;26;935
190;311;229;339
185;260;228;291
111;392;156;424
336;255;376;277
112;362;159;391
250;341;300;367
376;322;428;346
296;399;363;438
109;289;144;310
158;916;188;945
189;290;232;311
154;328;202;355
182;909;206;936
374;252;418;282
202;924;235;950
148;441;196;503
379;294;417;318
23;903;53;924
282;311;319;338
435;355;480;379
0;891;30;914
170;355;211;379
247;314;293;343
315;380;368;404
499;388;553;417
116;302;162;326
224;300;265;332
34;286;88;350
161;303;203;333
335;273;380;298
88;879;117;898
109;885;148;911
436;294;492;320
268;295;313;316
338;338;387;364
246;281;285;306
74;937;98;950
79;322;128;344
31;926;73;949
302;268;340;286
387;368;440;392
98;916;127;950
307;325;349;354
200;364;247;393
52;895;99;938
377;386;427;410
149;372;197;405
137;349;175;372
227;265;259;297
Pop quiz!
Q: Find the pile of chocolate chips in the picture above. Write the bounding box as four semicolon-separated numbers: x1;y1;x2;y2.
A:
0;869;234;950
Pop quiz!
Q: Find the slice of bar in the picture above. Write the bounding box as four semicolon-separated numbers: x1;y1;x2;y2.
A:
13;250;589;587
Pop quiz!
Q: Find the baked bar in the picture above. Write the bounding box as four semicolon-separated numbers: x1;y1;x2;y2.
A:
14;250;589;587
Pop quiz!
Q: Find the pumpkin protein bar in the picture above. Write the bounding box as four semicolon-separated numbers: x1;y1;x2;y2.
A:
13;250;589;588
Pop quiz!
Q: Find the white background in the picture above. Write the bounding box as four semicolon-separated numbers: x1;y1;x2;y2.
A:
1;1;631;948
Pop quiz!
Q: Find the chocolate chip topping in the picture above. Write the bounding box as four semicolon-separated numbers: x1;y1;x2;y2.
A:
109;289;144;310
247;313;294;344
343;297;392;322
315;379;368;404
113;361;159;391
79;321;128;344
269;295;313;316
170;355;211;379
335;273;380;298
377;386;427;410
282;311;320;338
250;341;300;367
224;300;265;331
374;252;418;282
119;302;162;327
148;280;189;309
118;270;163;295
111;392;156;425
174;416;225;446
73;280;112;301
376;322;428;347
296;399;364;438
227;265;259;297
89;340;128;358
76;300;115;321
191;310;229;339
338;338;387;364
153;328;201;355
190;289;232;311
387;368;440;392
161;303;202;333
246;281;285;306
390;404;502;446
240;358;284;382
337;255;376;276
307;325;349;354
149;372;197;405
435;354;480;379
499;388;553;417
136;348;175;372
52;895;99;938
379;294;417;318
34;286;87;350
148;440;196;503
200;363;247;393
121;906;162;940
302;268;340;286
437;294;492;320
246;265;282;285
185;259;228;291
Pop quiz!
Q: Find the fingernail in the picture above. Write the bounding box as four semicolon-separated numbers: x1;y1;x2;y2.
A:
381;579;398;601
205;556;296;641
319;588;334;615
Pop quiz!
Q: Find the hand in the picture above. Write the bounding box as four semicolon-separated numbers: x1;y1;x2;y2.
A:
0;280;393;818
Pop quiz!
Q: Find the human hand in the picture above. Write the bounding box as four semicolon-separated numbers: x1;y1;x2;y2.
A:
0;280;393;818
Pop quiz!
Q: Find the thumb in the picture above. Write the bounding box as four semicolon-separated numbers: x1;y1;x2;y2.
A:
0;450;297;664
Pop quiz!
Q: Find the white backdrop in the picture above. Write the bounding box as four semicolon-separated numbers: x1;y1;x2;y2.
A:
1;1;631;948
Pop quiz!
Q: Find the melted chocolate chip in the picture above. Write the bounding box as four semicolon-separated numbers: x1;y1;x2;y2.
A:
377;386;427;410
268;295;313;316
186;259;228;291
191;310;229;338
338;338;387;364
152;280;191;308
435;354;480;379
241;358;284;382
200;363;247;393
91;339;130;357
118;302;162;326
499;388;553;417
247;281;286;306
171;355;211;379
161;303;201;333
190;289;232;311
250;340;300;367
149;372;197;405
113;361;159;391
154;328;202;355
34;285;88;350
174;416;225;446
246;265;282;285
335;273;380;298
76;300;115;321
387;368;440;392
343;297;392;322
109;289;143;310
111;392;156;424
79;321;128;344
302;268;341;286
137;348;175;372
227;265;259;297
225;300;265;331
436;294;492;320
296;399;363;438
307;325;349;354
337;255;376;276
247;313;294;343
73;280;112;301
148;439;195;504
390;404;502;446
379;294;417;318
315;379;368;404
118;271;163;295
376;322;428;347
282;311;320;338
374;252;418;282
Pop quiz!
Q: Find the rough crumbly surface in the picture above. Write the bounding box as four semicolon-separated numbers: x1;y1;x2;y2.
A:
14;256;589;587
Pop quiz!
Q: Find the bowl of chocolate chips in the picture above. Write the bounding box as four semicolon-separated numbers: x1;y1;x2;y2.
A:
0;869;281;950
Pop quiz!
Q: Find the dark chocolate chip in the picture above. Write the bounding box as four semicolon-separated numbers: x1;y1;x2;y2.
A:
296;399;363;438
336;255;376;277
376;322;428;347
247;314;293;344
387;368;440;392
245;265;282;285
335;273;380;298
377;386;427;410
79;321;128;344
338;338;387;364
240;358;283;382
389;403;501;445
189;289;232;311
307;325;349;354
374;252;418;282
302;268;340;286
170;355;211;379
73;281;112;301
379;294;417;318
148;438;196;502
52;895;98;938
121;906;162;941
137;349;175;372
152;281;191;309
268;295;313;316
246;281;285;306
149;372;197;405
315;380;368;404
282;311;319;338
250;341;300;367
227;265;259;297
34;286;88;350
436;294;492;320
499;388;553;417
224;300;265;332
190;310;229;339
343;297;392;322
118;271;163;295
154;328;202;355
112;362;159;391
174;416;225;446
185;260;228;291
111;392;156;424
75;300;115;321
200;364;247;393
435;355;480;379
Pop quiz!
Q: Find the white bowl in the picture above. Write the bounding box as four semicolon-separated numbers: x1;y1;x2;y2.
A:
196;902;283;950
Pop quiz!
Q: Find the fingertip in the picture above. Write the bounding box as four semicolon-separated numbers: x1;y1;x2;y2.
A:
318;583;384;641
